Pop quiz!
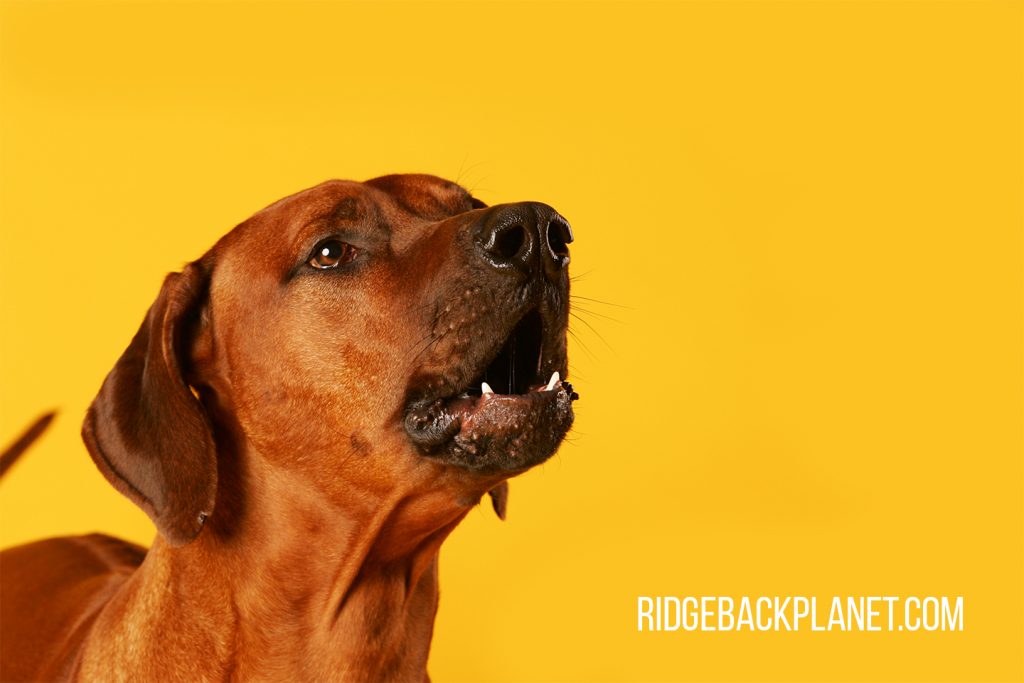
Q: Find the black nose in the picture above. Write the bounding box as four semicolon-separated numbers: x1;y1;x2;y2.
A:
475;202;572;279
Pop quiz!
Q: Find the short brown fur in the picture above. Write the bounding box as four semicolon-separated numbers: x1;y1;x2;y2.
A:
0;175;575;682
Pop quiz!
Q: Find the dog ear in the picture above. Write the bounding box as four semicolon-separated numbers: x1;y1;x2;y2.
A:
82;261;217;546
488;481;509;520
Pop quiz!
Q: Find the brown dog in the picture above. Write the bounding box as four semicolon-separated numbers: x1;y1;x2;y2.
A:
0;174;577;682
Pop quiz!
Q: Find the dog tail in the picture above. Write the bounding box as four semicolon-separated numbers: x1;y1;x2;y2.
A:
0;412;56;479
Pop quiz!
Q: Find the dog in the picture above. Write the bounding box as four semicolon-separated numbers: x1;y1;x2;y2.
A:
0;174;578;682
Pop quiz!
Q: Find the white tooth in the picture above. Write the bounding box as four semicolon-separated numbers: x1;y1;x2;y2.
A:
481;382;494;395
545;371;560;391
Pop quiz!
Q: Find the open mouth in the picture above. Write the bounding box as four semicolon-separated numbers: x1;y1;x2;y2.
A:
404;307;578;472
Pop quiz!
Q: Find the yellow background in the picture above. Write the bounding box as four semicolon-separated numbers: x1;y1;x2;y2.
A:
1;1;1021;681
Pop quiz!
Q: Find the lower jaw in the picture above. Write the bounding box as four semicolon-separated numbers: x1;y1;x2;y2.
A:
407;385;576;473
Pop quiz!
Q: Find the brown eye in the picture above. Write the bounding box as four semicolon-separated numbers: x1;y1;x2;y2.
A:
309;240;357;269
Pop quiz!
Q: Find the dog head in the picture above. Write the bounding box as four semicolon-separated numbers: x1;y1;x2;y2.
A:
82;175;576;545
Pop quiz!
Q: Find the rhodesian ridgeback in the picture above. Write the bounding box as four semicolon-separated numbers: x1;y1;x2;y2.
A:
0;174;578;681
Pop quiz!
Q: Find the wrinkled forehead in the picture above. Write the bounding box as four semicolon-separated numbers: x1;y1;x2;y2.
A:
208;174;478;277
253;174;475;233
364;174;480;221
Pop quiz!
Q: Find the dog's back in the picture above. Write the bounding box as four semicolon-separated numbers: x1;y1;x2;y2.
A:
1;535;146;680
0;414;147;681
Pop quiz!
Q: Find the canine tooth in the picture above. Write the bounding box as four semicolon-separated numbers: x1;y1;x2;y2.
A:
481;382;494;395
545;371;560;391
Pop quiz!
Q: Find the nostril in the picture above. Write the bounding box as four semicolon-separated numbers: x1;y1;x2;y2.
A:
475;204;566;273
490;223;529;262
546;217;573;266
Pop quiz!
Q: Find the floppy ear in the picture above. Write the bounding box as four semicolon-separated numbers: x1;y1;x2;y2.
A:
488;481;509;520
82;261;217;546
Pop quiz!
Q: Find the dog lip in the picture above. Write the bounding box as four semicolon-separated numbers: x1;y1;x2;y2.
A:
401;299;574;469
404;305;549;406
479;371;557;397
403;378;577;468
403;375;574;445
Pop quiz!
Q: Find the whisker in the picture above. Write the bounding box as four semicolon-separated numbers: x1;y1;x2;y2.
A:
570;312;616;354
405;320;457;368
401;329;435;357
509;328;515;394
454;152;471;186
412;329;452;366
567;327;598;362
570;294;631;310
567;363;587;382
464;176;492;197
570;306;622;324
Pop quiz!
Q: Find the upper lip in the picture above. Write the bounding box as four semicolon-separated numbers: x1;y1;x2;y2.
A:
406;304;560;407
460;307;546;397
402;299;576;460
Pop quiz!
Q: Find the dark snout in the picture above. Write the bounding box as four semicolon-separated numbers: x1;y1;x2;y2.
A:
401;192;577;473
473;202;573;283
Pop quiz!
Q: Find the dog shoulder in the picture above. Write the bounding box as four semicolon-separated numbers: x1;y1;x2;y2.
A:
0;534;145;680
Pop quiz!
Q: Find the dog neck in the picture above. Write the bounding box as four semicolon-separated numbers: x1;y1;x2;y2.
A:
80;440;475;682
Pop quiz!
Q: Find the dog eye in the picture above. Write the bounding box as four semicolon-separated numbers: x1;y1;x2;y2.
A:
308;240;358;270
